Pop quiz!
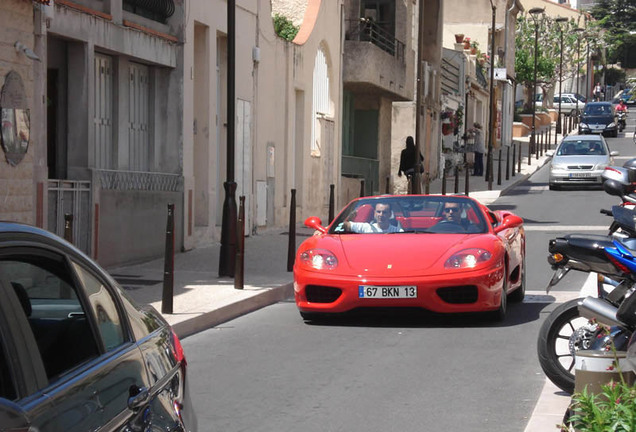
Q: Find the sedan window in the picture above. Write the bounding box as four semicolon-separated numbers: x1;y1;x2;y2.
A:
72;262;125;351
0;255;100;381
557;140;606;156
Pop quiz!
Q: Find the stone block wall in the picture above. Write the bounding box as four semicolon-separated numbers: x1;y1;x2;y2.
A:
0;0;35;224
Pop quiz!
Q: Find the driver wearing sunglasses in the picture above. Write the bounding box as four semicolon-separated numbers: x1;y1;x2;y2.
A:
442;202;462;223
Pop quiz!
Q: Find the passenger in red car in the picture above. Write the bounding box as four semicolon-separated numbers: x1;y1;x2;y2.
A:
342;202;402;233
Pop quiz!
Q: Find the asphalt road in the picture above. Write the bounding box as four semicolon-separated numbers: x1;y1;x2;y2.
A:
183;120;636;432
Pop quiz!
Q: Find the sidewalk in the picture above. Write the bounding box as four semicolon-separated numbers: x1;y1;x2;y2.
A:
113;132;558;338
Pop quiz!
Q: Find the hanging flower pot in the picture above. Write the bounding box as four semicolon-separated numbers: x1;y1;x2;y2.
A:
454;33;465;43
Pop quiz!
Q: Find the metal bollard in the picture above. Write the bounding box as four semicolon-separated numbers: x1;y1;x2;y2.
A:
464;163;470;196
63;213;73;243
359;179;365;198
287;189;296;272
511;143;516;177
234;196;245;290
497;149;502;186
505;146;510;181
518;142;522;173
442;168;447;195
328;184;335;224
454;166;459;194
385;175;390;194
161;203;175;314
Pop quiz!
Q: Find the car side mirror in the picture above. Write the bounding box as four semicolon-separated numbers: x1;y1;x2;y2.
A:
611;151;620;157
546;150;555;157
304;216;327;234
494;214;523;234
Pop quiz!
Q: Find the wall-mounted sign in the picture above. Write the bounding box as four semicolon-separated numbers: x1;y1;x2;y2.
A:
0;71;30;166
494;68;507;81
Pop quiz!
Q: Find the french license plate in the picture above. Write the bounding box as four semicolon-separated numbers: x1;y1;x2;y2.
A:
570;172;591;178
359;285;417;298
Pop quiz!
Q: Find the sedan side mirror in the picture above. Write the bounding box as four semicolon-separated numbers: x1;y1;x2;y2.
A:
610;151;620;157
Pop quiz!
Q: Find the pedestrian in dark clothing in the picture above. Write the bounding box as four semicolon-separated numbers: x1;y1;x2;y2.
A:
472;123;485;176
398;136;423;178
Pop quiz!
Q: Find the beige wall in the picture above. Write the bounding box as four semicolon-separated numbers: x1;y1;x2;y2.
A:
0;0;36;224
183;0;343;244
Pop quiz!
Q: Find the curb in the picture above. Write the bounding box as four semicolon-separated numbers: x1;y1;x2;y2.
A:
173;283;295;338
501;156;551;197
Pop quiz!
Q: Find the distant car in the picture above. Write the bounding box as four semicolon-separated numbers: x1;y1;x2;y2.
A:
579;102;617;137
293;195;526;322
536;93;585;115
548;134;618;190
0;222;197;432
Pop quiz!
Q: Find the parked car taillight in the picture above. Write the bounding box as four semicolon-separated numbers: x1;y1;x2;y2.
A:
171;329;187;367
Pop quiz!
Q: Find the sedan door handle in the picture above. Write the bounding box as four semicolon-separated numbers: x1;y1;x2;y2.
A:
128;385;150;410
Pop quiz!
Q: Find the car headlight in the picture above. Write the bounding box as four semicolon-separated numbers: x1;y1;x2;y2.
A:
607;122;616;128
595;163;609;170
579;123;589;129
299;248;338;270
551;163;568;171
445;248;492;269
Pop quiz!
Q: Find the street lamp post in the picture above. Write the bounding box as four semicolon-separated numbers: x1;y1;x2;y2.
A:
486;0;496;190
528;7;544;163
574;28;584;119
555;17;568;138
219;0;237;277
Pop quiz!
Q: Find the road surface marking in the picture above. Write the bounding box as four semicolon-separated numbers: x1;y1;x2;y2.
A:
523;225;607;231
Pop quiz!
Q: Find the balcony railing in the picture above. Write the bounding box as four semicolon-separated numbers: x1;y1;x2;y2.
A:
346;19;405;64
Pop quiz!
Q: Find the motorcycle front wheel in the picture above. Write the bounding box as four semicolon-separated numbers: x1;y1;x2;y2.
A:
536;298;598;394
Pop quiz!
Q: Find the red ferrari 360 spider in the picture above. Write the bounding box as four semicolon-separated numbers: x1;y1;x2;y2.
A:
293;194;525;321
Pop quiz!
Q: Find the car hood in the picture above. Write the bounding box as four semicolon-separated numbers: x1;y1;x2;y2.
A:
552;154;609;165
580;115;613;124
333;233;494;276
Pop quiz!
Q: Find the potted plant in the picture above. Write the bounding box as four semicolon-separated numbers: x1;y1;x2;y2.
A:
470;40;479;55
463;37;471;50
454;33;465;43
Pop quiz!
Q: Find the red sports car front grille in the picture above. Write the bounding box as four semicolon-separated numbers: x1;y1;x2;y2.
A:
436;285;478;304
305;285;342;303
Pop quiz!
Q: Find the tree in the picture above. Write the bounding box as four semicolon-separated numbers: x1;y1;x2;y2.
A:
589;0;636;68
515;14;601;111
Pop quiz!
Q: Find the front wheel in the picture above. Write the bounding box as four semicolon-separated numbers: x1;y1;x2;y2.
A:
537;298;598;394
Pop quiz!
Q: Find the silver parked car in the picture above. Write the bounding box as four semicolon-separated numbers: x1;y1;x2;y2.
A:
548;134;618;190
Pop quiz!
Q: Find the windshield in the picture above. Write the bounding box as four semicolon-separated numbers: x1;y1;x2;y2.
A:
583;104;612;115
557;139;607;156
329;196;488;235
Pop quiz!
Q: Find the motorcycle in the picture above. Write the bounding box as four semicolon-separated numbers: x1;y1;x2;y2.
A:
537;165;636;394
617;111;627;133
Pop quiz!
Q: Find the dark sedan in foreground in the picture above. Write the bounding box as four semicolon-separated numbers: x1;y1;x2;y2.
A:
0;222;197;431
578;101;617;137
